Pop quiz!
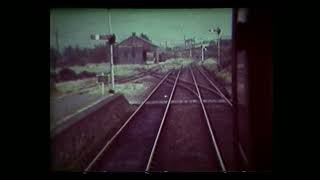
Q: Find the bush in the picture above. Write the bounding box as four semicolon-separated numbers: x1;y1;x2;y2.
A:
78;71;96;79
58;68;77;81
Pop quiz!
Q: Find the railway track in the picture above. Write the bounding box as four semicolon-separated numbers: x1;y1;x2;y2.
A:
145;66;225;171
84;70;177;172
83;63;248;172
193;64;249;169
115;66;161;84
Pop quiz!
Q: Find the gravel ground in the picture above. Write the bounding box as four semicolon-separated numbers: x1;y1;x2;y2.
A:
150;104;218;171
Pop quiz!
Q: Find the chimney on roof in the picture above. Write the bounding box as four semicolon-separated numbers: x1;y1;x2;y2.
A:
132;32;136;36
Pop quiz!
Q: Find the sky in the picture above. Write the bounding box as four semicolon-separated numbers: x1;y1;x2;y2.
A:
50;8;232;51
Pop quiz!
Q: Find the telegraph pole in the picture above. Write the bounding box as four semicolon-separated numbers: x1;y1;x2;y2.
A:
217;33;221;69
91;33;115;95
52;28;60;90
54;29;59;75
209;27;221;69
55;29;60;54
165;40;167;50
108;9;115;91
189;38;194;58
201;42;204;61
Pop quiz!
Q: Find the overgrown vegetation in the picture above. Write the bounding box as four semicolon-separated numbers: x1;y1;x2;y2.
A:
51;57;196;99
156;58;193;73
114;83;145;96
200;58;231;85
55;63;156;79
86;82;146;99
216;66;232;85
54;58;192;82
198;58;218;72
52;68;96;82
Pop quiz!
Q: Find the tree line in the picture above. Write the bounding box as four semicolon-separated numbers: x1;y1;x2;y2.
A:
50;43;111;68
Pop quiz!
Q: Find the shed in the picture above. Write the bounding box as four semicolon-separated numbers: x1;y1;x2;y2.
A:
114;33;159;64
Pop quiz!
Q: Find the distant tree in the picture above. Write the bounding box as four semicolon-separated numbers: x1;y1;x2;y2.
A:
89;44;108;63
81;48;90;58
50;47;61;72
57;43;112;67
62;46;72;66
63;46;71;57
61;45;83;66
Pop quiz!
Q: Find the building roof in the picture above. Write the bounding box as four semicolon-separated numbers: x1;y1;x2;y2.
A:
116;33;158;48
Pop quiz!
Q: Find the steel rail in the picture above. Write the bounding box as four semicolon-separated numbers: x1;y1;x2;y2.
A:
150;71;221;99
167;75;221;97
150;71;221;97
195;65;233;107
189;66;227;172
116;66;161;83
84;71;172;172
196;65;250;168
149;73;199;97
239;142;249;168
145;68;181;171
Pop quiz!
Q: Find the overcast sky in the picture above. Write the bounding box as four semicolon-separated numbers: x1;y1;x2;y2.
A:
50;8;232;50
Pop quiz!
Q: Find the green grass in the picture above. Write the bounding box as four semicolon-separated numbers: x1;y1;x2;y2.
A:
114;83;145;96
53;58;194;97
87;82;146;97
56;63;159;77
198;58;218;72
56;58;193;77
54;63;151;97
216;67;232;84
55;78;96;94
199;58;231;85
113;64;155;77
156;58;194;73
